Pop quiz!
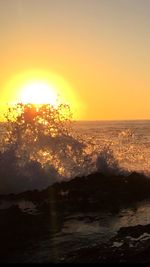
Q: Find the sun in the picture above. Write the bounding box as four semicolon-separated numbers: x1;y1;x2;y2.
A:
1;69;83;120
19;81;58;106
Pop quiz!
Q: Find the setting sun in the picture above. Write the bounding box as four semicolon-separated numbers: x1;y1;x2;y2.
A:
1;1;150;263
19;81;58;106
1;69;82;120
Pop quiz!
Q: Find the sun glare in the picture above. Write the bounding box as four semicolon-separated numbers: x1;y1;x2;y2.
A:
20;81;58;106
2;69;83;119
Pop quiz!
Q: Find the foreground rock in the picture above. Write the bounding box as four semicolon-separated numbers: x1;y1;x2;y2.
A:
60;224;150;263
0;171;150;263
1;171;150;213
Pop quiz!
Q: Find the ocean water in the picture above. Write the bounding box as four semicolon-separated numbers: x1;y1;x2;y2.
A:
0;120;150;194
1;119;150;262
74;120;150;175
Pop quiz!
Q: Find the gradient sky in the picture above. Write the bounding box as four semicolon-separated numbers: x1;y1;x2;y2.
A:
1;0;150;120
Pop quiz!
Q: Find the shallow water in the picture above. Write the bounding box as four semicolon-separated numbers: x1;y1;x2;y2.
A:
2;198;150;262
33;199;150;262
0;199;38;214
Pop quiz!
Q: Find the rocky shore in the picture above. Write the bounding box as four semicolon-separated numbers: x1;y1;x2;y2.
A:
0;171;150;263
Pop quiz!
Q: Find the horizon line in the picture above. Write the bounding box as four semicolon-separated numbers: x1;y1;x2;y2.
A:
73;119;150;122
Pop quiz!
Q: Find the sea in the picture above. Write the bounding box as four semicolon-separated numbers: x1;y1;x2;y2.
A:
1;120;150;262
1;119;150;193
73;120;150;176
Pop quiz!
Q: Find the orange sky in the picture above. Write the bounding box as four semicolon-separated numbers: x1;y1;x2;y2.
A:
1;0;150;120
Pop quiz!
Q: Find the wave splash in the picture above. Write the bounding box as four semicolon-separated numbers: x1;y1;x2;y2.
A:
0;104;128;193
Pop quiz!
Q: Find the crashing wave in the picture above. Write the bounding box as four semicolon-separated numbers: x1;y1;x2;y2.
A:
0;103;133;194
